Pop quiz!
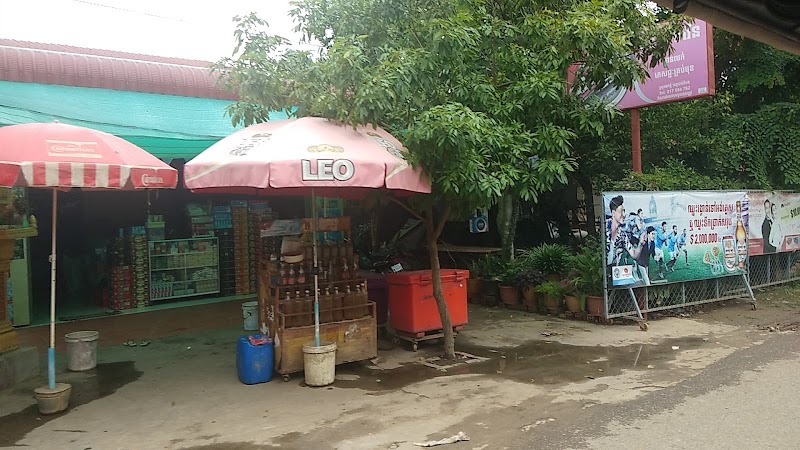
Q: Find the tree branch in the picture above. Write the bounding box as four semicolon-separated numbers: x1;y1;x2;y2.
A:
390;197;424;221
433;204;452;240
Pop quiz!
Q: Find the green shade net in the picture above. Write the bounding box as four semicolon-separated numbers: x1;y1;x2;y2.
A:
0;80;289;160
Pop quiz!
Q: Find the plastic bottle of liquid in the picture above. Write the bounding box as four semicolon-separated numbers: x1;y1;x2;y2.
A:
735;200;748;270
332;285;343;321
284;292;294;328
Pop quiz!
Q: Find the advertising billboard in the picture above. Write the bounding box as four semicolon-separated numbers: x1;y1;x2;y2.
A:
572;20;715;110
603;191;748;289
747;191;800;256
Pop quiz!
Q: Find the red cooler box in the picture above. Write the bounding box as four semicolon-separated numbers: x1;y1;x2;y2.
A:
385;269;469;334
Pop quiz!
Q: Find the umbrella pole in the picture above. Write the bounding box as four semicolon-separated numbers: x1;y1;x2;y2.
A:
312;189;320;347
48;189;58;389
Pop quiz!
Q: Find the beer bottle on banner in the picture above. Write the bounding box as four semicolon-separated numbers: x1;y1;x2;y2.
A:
735;201;747;270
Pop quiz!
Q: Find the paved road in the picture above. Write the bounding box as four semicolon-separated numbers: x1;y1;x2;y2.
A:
511;332;800;450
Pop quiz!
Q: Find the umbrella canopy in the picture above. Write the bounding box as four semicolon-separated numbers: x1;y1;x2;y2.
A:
0;122;177;393
183;117;430;197
0;122;178;189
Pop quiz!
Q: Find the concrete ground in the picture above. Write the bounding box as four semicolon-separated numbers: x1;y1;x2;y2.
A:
2;287;799;450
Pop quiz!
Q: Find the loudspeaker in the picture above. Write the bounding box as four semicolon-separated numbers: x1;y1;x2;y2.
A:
469;208;489;233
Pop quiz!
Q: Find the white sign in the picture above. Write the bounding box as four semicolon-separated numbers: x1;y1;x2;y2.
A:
301;159;355;181
141;174;164;186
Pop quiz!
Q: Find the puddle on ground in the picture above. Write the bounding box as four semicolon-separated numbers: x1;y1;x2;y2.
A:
336;336;709;391
0;361;142;447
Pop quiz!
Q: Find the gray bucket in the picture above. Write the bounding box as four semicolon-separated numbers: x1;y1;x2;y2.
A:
65;331;99;371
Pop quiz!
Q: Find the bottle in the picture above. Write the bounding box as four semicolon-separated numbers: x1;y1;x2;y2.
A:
340;257;350;280
287;265;296;285
342;285;354;320
297;266;306;285
320;288;332;324
328;260;336;282
279;264;287;286
332;284;343;321
735;201;747;270
284;292;294;328
352;255;359;276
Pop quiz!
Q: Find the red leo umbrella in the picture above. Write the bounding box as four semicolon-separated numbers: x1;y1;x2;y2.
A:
0;122;177;397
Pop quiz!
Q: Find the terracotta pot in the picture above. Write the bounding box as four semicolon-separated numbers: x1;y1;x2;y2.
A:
467;278;482;303
481;280;499;306
565;295;581;313
545;294;561;314
522;285;537;308
586;295;604;316
498;285;520;306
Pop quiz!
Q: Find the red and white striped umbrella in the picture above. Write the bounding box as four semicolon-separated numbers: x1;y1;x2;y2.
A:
0;122;178;189
0;121;176;392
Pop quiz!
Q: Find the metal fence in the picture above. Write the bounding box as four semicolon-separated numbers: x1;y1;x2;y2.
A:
604;252;800;320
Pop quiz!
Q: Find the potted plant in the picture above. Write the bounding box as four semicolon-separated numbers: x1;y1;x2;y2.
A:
522;244;571;280
569;240;605;317
497;259;522;307
515;267;545;311
479;254;505;306
536;279;570;314
467;257;487;304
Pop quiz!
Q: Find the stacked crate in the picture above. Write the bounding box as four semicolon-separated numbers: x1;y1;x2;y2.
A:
108;235;133;310
214;205;236;296
231;202;250;295
128;226;150;307
109;266;134;310
247;201;275;293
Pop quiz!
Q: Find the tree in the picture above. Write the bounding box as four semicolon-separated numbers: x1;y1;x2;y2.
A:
215;0;683;359
584;29;800;193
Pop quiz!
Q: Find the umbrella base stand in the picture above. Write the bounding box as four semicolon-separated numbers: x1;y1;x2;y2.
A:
0;227;38;353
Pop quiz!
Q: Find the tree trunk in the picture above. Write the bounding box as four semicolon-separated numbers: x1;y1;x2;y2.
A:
574;171;598;237
424;205;456;360
496;193;519;261
370;208;380;253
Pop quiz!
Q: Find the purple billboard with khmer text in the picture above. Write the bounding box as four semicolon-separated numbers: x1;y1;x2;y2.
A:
574;20;715;110
615;20;715;110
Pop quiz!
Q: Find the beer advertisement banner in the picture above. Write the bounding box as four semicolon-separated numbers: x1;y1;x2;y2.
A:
747;191;800;256
603;191;748;289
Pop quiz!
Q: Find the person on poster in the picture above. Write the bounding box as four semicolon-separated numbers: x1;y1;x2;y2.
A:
606;195;647;268
627;208;645;236
769;202;784;251
633;226;657;285
676;228;689;266
762;199;776;253
666;225;680;272
654;221;670;278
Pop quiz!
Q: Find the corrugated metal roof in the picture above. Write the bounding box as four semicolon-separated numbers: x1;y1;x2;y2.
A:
0;39;237;100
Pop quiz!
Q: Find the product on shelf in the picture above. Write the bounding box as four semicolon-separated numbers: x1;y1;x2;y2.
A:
148;237;220;302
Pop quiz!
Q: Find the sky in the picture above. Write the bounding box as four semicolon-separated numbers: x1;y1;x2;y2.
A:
0;0;314;61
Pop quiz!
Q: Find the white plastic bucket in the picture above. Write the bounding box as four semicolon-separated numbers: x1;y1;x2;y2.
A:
64;331;99;371
302;341;337;387
242;301;259;331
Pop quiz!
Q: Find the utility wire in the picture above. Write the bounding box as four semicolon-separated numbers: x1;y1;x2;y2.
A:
71;0;190;23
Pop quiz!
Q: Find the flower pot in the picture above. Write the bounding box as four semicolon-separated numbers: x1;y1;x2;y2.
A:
34;383;72;415
498;285;519;306
565;295;581;313
586;295;604;317
545;294;561;314
546;274;562;282
522;285;537;309
481;280;499;306
467;278;482;304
